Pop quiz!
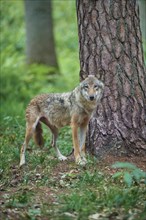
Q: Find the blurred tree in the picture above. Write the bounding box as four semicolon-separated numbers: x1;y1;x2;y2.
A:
138;0;146;41
25;0;58;69
77;0;146;156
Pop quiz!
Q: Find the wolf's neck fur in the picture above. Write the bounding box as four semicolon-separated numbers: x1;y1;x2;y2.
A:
73;87;97;115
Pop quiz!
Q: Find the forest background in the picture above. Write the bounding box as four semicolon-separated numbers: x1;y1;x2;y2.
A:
0;1;146;220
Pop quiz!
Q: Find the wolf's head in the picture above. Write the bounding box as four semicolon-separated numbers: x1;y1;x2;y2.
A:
80;75;104;102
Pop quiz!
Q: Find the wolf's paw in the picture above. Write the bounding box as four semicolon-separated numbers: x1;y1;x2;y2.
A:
58;154;67;161
82;156;87;163
19;155;25;167
76;157;87;166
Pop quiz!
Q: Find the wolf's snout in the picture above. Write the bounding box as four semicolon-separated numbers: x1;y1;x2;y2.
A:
89;96;95;101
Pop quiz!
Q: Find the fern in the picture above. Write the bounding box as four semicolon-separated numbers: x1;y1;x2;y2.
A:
112;162;146;187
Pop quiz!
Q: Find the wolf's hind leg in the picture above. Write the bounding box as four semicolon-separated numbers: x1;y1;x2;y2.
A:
20;117;40;167
41;117;67;161
51;128;67;161
20;126;33;167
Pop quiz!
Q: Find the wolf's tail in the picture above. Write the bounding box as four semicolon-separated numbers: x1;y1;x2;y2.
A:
33;122;44;147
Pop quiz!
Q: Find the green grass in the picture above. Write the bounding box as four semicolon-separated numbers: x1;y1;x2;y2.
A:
0;1;146;220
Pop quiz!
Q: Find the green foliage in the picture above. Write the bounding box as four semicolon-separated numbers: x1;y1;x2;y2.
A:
7;191;32;207
1;1;146;220
59;172;146;220
143;40;146;65
53;0;79;76
112;162;146;187
0;0;79;122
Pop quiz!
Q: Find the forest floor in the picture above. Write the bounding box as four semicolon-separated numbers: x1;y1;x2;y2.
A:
0;151;146;220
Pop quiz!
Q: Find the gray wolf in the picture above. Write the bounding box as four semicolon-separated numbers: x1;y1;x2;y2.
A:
20;74;104;166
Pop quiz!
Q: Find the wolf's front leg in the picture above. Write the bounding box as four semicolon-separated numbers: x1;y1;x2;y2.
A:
71;117;85;165
79;125;87;163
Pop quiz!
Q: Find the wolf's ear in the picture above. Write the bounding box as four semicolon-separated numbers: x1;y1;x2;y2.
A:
80;70;88;81
99;81;104;90
95;69;103;79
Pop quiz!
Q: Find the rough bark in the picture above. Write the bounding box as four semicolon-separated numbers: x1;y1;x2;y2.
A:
77;0;146;156
25;0;58;68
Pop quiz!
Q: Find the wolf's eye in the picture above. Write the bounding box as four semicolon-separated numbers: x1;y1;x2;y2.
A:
84;85;88;90
94;85;98;90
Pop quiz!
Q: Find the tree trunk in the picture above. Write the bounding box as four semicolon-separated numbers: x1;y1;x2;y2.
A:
76;0;146;156
25;0;58;68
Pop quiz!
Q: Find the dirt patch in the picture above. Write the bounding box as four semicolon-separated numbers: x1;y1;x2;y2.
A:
51;154;146;178
101;154;146;171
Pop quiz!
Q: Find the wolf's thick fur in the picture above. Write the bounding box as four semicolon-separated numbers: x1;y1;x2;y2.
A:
20;75;104;166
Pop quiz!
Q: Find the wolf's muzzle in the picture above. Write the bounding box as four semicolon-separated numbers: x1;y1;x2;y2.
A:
89;96;95;101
